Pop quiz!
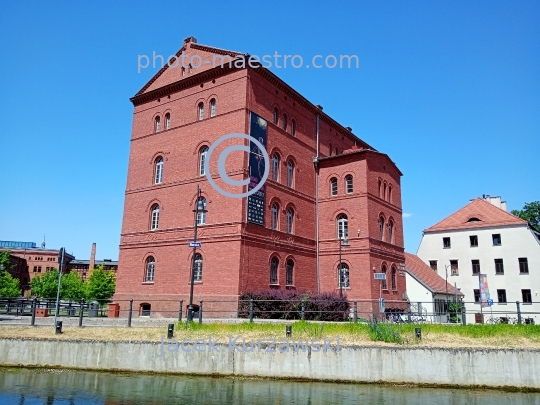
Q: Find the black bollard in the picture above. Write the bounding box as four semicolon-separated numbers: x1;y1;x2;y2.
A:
415;327;421;339
286;325;292;337
55;321;63;334
167;323;174;339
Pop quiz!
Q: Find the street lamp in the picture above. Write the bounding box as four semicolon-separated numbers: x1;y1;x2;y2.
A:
187;185;207;322
338;236;349;298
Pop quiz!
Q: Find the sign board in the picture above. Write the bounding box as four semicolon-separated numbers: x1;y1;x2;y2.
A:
246;112;267;225
189;242;202;248
379;297;385;313
398;263;405;271
479;274;491;308
374;273;386;280
487;299;494;307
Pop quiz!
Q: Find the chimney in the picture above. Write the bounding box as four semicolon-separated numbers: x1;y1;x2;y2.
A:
184;36;197;44
89;243;96;271
345;126;352;132
315;104;323;110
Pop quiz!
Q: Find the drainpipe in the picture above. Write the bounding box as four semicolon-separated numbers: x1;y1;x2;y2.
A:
314;114;320;293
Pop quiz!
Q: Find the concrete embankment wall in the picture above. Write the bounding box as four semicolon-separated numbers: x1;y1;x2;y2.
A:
1;338;539;390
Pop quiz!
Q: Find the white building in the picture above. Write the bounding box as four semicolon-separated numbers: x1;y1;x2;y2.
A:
417;196;540;324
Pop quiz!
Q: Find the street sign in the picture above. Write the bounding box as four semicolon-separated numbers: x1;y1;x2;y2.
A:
379;297;385;313
374;273;386;280
398;263;405;271
189;242;202;248
487;299;494;307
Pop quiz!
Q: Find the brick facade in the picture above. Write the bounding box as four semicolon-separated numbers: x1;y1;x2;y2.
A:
116;37;406;316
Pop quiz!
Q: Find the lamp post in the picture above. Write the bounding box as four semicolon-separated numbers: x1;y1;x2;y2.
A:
338;236;349;298
444;263;451;323
187;186;207;322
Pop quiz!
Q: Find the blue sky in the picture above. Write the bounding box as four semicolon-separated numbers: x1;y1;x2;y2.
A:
1;1;538;260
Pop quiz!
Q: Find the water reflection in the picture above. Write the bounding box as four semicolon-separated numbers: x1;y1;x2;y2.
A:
0;368;538;405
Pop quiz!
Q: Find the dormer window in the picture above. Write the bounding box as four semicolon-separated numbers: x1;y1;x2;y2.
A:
467;217;481;222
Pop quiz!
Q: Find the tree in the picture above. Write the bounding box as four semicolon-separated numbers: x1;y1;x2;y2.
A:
60;271;86;300
0;251;15;273
31;269;86;300
86;265;116;302
512;201;540;229
0;270;22;298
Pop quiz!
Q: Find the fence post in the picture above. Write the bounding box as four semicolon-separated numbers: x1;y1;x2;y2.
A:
516;301;522;325
78;299;84;327
127;299;133;327
353;301;358;323
461;303;466;325
301;300;305;321
407;302;412;324
249;299;254;323
30;298;37;326
178;299;183;322
199;300;203;324
16;300;20;317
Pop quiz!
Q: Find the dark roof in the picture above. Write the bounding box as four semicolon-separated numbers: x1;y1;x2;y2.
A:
69;260;118;266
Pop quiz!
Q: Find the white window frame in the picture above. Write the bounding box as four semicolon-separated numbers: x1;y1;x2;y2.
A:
210;99;216;117
200;147;208;176
338;263;350;288
286;209;293;234
287;161;294;187
345;175;353;194
151;205;160;230
196;197;207;225
271;204;279;230
155;157;164;184
330;178;338;196
145;257;155;282
337;214;348;240
165;113;170;130
193;254;203;282
198;103;204;121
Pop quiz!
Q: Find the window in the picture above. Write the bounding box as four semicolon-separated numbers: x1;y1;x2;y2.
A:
193;254;202;282
435;299;447;316
429;261;438;271
522;289;532;303
145;257;155;282
155;157;164;184
338;263;349;288
391;268;397;290
150;204;160;230
467;217;481;222
287;161;294;187
165;113;171;130
378;179;382;198
383;183;387;200
271;204;279;230
443;237;451;248
472;259;480;275
470;235;478;247
286;209;294;234
381;265;387;290
286;260;294;285
33;266;37;273
388;221;394;244
196;197;207;225
497;289;507;303
519;258;529;274
291;119;296;136
210;99;216;117
450;259;459;276
141;303;151;316
388;185;392;203
379;217;385;240
345;175;353;194
335;147;338;155
198;103;204;120
272;154;280;181
495;258;504;275
337;214;348;240
330;177;338;196
38;266;41;272
155;116;161;133
328;143;332;156
282;114;287;131
273;108;278;125
474;289;480;303
270;257;278;284
199;147;208;176
492;234;501;246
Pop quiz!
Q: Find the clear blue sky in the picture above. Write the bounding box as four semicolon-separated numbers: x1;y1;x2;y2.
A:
1;1;538;260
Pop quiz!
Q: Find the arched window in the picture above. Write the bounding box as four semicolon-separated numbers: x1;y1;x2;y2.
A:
273;108;278;125
150;205;160;230
199;147;208;176
338;263;350;288
282;114;287;131
383;183;387;201
154;157;164;184
330;177;338;196
345;175;353;194
379;216;384;240
391;267;397;290
210;99;216;117
337;214;348;240
193;253;203;282
286;260;294;286
329;143;332;156
286;208;294;234
388;185;392;203
291;120;296;136
388;220;394;244
272;154;280;181
271;203;279;230
335;147;338;155
287;161;294;187
165;113;171;130
155;116;161;133
145;257;155;282
196;197;207;225
198;103;204;120
270;257;278;284
378;179;382;198
381;265;387;289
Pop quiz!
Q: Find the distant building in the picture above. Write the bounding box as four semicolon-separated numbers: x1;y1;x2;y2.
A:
65;243;118;280
417;196;540;324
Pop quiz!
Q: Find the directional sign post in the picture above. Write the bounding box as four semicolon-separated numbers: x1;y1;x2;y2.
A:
189;242;202;248
487;299;493;307
374;273;386;280
379;297;385;313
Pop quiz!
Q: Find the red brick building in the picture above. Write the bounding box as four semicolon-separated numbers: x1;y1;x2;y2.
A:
115;37;406;316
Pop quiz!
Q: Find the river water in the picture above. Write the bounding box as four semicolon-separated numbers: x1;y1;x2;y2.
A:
0;368;538;405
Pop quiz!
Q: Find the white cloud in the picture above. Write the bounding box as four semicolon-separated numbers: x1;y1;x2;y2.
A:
402;213;413;218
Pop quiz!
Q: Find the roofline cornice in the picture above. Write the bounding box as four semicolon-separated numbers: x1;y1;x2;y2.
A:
423;223;528;234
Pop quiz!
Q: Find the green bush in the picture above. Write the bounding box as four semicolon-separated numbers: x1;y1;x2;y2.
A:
367;319;402;343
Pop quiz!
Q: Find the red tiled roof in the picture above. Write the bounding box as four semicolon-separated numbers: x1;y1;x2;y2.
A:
424;198;526;232
404;252;463;296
